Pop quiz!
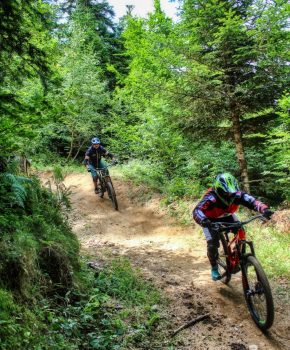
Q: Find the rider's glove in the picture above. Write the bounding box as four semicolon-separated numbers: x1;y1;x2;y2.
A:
262;209;274;220
87;167;91;172
201;218;213;229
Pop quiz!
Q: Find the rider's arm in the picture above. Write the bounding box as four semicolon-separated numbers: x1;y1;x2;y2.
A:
193;192;216;225
84;156;90;166
239;192;268;213
84;148;91;169
101;146;114;160
105;151;114;159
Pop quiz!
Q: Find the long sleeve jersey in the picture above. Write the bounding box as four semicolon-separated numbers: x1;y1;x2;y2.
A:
193;188;268;225
85;145;114;167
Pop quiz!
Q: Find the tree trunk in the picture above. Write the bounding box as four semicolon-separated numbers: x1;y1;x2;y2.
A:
66;129;74;160
231;112;250;192
72;139;86;161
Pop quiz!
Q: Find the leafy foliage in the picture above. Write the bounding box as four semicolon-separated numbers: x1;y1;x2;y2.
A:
264;94;290;203
0;248;171;349
0;1;289;348
0;0;56;154
0;173;31;208
107;0;289;203
0;161;171;349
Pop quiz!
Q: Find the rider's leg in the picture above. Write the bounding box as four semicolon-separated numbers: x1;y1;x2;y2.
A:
207;239;219;267
93;178;99;193
88;165;99;193
99;159;107;172
206;214;240;279
97;159;107;197
214;214;241;272
202;227;219;266
203;227;221;280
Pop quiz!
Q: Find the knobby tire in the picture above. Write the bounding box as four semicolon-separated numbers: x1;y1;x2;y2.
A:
242;255;274;331
106;181;118;210
217;234;231;284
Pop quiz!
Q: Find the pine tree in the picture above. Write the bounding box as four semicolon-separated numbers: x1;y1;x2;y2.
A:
175;0;289;190
0;0;56;154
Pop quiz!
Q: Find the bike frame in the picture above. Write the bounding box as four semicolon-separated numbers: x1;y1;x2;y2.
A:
94;164;118;210
95;166;112;188
217;215;264;273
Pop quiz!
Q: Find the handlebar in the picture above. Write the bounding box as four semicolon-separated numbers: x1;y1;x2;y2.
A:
94;166;113;171
94;161;118;171
87;161;118;172
211;215;267;231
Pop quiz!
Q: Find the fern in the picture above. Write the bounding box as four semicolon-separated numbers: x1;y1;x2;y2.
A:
0;173;32;208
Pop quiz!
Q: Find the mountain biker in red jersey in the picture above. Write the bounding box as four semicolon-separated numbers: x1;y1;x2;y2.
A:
84;137;116;196
193;173;273;281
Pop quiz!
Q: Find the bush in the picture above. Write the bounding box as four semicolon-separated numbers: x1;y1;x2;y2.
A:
120;159;165;191
0;166;172;349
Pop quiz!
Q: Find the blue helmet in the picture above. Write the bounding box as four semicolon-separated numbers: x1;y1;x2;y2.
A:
91;137;100;145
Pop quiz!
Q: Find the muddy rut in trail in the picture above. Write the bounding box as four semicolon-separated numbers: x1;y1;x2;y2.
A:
64;173;289;350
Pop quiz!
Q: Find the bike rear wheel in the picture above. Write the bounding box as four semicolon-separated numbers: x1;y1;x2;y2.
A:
217;234;231;284
106;181;118;210
242;255;274;330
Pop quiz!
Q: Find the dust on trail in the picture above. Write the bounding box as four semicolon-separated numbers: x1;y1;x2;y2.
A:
64;172;289;350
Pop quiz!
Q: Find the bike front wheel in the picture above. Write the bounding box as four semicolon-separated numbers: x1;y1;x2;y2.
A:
217;234;231;284
242;255;274;331
106;181;118;210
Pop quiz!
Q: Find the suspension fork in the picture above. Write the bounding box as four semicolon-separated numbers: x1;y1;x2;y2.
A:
239;240;256;291
238;240;256;258
236;226;256;263
97;172;105;191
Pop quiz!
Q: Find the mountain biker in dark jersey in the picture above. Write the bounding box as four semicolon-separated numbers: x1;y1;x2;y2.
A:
193;173;273;281
84;137;116;196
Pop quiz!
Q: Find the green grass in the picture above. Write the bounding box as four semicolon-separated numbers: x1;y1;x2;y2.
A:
32;160;86;176
0;258;173;350
247;224;290;279
118;159;165;192
0;249;172;349
0;166;173;349
85;258;172;349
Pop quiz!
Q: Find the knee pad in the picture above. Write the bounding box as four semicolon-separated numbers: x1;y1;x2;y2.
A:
207;239;219;257
207;239;219;250
207;239;219;266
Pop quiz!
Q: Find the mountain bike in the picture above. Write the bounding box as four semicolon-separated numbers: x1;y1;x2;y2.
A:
95;164;118;211
213;215;274;331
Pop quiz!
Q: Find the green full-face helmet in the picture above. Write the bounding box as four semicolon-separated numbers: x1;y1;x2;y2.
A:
213;173;240;205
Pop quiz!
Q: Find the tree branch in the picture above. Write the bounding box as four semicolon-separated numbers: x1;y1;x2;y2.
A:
171;314;210;337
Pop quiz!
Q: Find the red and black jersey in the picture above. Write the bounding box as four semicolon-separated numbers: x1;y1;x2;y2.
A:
193;188;268;225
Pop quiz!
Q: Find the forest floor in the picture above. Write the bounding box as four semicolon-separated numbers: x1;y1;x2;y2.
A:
64;172;289;350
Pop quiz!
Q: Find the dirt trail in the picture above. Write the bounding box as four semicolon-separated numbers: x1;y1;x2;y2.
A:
64;173;289;350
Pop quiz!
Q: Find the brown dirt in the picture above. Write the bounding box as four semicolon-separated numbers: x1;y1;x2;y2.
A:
64;172;290;350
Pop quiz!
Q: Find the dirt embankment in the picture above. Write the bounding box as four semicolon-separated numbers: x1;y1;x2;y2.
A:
64;173;289;350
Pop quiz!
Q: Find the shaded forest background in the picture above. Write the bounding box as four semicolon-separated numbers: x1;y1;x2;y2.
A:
0;0;289;203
